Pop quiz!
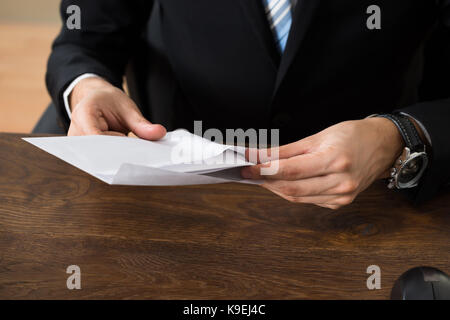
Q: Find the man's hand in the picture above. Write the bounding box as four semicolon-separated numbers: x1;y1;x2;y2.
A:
68;77;166;139
241;118;405;209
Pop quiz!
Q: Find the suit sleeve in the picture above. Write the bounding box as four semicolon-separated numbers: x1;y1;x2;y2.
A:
396;0;450;203
46;0;153;128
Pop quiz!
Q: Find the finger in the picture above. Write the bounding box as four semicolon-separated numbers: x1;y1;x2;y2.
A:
70;114;125;137
264;185;341;204
245;136;314;163
277;137;315;159
67;123;79;136
263;184;355;209
70;108;107;136
261;174;340;197
241;151;332;180
120;105;167;140
317;204;341;210
102;131;127;137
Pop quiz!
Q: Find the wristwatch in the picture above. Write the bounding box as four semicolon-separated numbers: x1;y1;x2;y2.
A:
375;113;428;189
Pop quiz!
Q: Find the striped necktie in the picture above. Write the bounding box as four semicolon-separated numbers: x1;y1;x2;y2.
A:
262;0;293;53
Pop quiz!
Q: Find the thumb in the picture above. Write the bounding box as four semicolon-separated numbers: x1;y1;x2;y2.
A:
121;107;167;140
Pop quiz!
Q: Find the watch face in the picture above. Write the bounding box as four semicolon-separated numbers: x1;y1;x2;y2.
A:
397;153;428;188
398;157;424;183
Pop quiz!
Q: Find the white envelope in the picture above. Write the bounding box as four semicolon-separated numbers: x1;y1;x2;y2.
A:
23;129;261;186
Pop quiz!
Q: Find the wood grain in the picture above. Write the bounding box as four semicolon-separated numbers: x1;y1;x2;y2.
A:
0;133;449;299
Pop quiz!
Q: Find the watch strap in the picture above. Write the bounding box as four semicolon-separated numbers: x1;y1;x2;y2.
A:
376;114;423;150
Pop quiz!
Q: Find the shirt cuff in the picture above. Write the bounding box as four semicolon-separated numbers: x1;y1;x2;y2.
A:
62;73;100;120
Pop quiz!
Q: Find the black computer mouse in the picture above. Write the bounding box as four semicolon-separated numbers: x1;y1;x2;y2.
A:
391;266;450;300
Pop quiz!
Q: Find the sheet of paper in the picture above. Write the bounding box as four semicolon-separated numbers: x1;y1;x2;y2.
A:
23;129;261;186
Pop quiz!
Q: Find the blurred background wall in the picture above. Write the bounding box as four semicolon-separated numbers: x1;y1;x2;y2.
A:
0;0;61;133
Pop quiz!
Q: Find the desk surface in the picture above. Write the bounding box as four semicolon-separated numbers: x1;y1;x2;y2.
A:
0;133;449;299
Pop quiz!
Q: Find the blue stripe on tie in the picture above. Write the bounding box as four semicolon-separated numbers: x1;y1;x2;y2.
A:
271;0;290;22
275;12;291;35
263;0;293;53
273;8;292;51
278;34;289;53
265;0;281;13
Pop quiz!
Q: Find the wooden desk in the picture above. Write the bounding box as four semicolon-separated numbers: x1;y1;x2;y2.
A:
0;133;449;299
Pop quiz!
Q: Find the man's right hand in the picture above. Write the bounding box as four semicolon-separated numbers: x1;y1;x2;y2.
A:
68;77;167;140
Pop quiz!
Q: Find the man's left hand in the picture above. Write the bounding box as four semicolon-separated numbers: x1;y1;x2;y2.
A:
241;118;405;209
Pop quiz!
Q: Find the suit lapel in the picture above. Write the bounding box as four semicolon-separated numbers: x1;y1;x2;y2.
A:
273;0;322;96
238;0;281;69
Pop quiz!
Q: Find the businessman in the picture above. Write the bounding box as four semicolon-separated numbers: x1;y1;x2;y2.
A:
47;0;450;209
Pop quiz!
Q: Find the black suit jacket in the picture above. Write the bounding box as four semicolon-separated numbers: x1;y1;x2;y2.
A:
47;0;450;202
